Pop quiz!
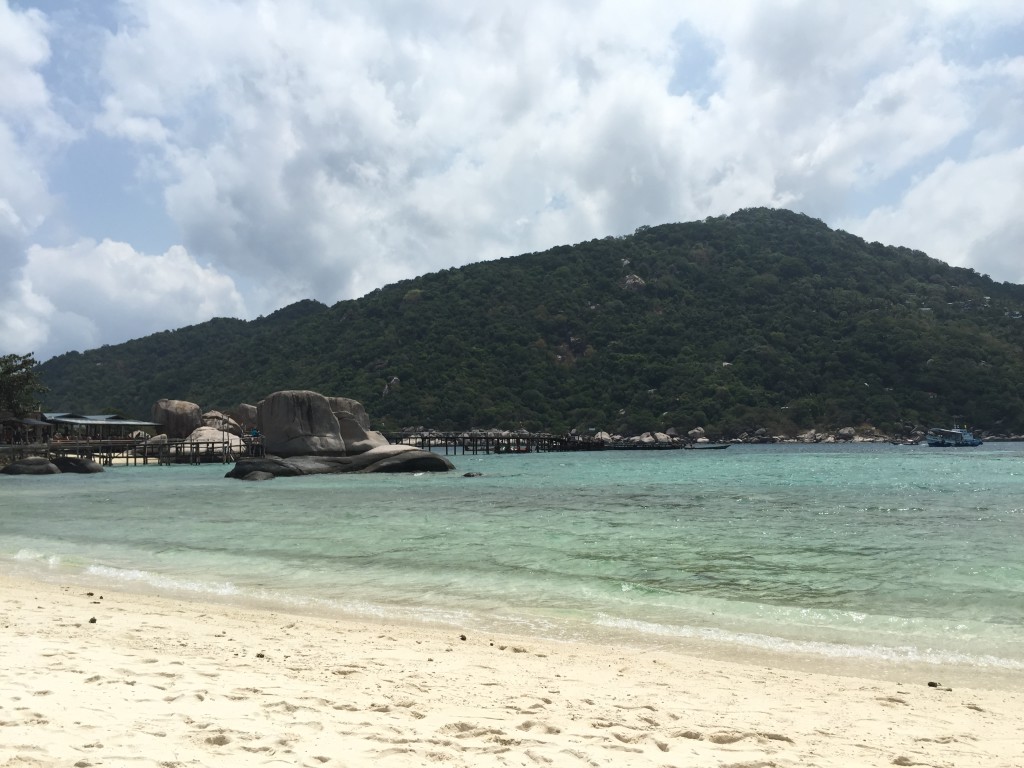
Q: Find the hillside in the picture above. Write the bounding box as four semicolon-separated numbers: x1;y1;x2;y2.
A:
37;208;1024;438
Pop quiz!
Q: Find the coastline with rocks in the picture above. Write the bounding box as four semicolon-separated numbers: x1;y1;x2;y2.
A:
5;389;1019;476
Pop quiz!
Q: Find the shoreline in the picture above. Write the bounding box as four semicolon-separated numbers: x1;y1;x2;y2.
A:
3;574;1022;767
9;558;1023;694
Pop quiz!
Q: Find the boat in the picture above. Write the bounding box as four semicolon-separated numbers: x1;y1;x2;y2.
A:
925;424;983;447
684;443;730;450
602;440;686;450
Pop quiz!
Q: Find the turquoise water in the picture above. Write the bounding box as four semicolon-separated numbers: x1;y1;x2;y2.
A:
2;443;1022;671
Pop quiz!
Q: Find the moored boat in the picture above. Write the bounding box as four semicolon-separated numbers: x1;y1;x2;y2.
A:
925;424;983;447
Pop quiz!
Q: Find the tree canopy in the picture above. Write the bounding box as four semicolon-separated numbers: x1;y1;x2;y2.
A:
1;353;48;417
36;209;1024;437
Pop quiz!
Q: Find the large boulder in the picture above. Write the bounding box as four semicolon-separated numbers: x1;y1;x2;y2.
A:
52;456;105;473
152;399;202;439
326;396;387;453
225;444;454;479
327;397;371;430
337;412;390;454
133;433;168;456
2;456;61;475
187;426;247;453
797;429;820;443
202;410;243;436
257;390;347;457
228;403;258;430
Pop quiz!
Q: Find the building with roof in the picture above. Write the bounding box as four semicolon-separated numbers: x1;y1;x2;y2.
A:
41;413;162;442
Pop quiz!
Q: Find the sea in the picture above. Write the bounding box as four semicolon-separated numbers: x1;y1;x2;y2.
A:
2;442;1022;684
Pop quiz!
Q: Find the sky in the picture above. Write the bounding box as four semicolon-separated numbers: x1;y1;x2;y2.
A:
2;1;1023;362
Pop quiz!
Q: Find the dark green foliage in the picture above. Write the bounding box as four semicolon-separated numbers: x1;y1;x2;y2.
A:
37;209;1024;437
1;352;48;416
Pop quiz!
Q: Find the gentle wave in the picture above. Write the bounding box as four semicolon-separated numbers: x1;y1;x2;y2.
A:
594;614;1024;670
86;565;242;596
14;548;62;568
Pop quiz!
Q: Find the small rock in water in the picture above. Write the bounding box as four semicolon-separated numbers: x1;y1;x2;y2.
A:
88;617;97;624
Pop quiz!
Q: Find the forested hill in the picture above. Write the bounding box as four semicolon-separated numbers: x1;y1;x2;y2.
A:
38;208;1024;437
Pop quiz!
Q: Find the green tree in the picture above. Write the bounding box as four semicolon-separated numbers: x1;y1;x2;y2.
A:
1;353;48;416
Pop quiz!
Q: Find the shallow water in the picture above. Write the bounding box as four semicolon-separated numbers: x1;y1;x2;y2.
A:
2;443;1022;672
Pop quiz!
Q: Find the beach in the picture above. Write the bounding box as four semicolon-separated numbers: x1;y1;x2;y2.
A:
3;574;1022;768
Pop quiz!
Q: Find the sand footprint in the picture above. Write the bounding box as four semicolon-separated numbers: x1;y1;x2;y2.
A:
442;722;509;740
878;696;909;707
518;720;562;735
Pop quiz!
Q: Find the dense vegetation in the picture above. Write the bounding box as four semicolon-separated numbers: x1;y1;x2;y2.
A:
1;353;47;417
37;208;1024;438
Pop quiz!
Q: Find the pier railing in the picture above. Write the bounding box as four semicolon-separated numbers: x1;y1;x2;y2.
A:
1;435;265;467
385;432;608;455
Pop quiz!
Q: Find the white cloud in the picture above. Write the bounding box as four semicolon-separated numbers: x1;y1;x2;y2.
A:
1;239;246;360
0;0;73;353
1;0;1023;363
847;148;1024;283
0;2;52;120
0;1;65;251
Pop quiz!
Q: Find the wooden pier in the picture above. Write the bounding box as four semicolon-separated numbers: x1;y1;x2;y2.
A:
2;436;265;467
3;430;694;468
388;431;608;455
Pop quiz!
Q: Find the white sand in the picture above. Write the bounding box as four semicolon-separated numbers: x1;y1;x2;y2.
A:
2;575;1021;767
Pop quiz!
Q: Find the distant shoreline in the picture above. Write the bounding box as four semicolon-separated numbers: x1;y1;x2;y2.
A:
5;433;1023;470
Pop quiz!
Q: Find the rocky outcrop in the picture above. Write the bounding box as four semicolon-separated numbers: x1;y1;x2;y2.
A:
202;410;243;436
133;433;168;456
225;445;454;480
228;403;258;430
186;426;247;453
327;396;388;454
1;456;103;475
337;412;390;454
637;431;677;444
52;456;105;473
622;274;646;291
327;397;371;430
152;399;202;438
143;390;453;475
257;390;347;457
1;456;61;475
254;390;391;457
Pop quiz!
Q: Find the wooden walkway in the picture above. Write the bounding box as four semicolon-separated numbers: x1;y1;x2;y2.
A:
388;432;608;455
3;432;699;467
2;437;265;467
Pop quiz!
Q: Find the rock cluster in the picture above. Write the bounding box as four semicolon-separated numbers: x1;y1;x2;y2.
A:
256;390;391;458
134;390;447;478
151;399;202;439
231;390;448;478
226;444;454;480
2;456;104;475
